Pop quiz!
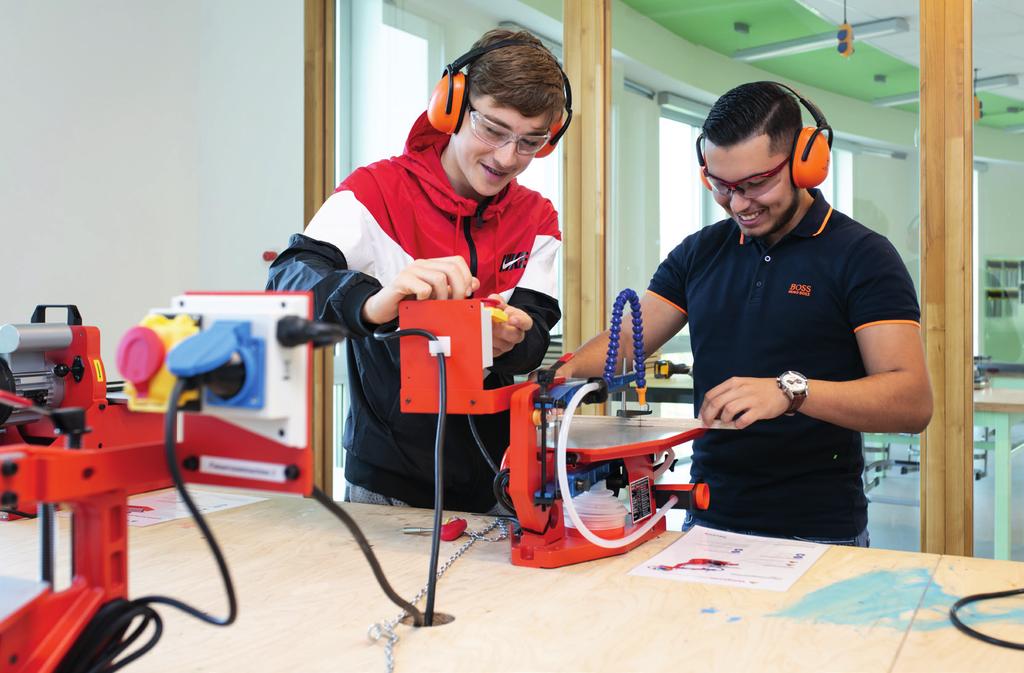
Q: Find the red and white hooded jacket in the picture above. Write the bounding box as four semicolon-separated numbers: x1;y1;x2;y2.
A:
267;112;561;512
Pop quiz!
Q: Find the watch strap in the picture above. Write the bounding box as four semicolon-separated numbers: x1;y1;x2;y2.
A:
784;391;806;416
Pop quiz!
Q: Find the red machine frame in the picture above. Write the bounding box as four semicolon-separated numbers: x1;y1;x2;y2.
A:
2;291;707;670
1;320;166;524
0;292;314;673
399;298;708;569
506;382;707;567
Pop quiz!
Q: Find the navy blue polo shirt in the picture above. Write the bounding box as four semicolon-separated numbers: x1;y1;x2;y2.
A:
648;189;920;538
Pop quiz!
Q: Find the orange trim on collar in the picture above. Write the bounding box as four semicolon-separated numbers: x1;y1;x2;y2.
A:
853;319;920;334
812;206;834;237
648;291;688;316
739;232;745;245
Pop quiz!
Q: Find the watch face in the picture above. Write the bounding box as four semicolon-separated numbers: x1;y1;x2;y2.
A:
781;372;808;394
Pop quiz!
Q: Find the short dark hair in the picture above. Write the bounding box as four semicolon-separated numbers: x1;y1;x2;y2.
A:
468;29;565;123
703;82;803;155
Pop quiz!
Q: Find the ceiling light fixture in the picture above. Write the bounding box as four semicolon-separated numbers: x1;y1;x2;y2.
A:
858;147;908;160
871;74;1019;107
732;17;908;62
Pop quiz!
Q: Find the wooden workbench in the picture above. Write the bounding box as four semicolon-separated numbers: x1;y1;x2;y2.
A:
4;495;1024;672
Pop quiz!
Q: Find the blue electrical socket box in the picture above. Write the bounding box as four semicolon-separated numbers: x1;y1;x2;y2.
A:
167;320;266;410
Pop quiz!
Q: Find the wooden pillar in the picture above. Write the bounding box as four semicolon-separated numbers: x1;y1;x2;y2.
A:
919;0;973;556
561;0;610;350
304;0;336;495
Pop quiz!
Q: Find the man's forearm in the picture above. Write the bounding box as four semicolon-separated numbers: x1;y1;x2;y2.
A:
562;329;639;378
559;291;687;379
266;235;382;337
801;371;932;434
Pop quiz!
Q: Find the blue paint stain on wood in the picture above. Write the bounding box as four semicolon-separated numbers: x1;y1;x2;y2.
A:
771;568;1024;631
701;607;718;614
727;616;742;623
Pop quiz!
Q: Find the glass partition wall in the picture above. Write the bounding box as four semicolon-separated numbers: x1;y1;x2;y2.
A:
971;1;1024;560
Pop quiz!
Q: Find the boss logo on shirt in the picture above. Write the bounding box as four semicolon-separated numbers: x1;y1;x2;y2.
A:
500;251;530;272
788;283;813;297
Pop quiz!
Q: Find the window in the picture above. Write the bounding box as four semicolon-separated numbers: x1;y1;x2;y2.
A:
658;116;704;259
821;147;853;215
655;115;703;368
517;144;564;337
337;0;440;177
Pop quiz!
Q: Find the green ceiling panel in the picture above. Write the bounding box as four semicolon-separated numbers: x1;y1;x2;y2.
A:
622;0;1013;129
977;91;1024;128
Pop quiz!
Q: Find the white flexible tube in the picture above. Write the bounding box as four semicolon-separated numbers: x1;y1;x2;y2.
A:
653;446;676;480
556;382;678;549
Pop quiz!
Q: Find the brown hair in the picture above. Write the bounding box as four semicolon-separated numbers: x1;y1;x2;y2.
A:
467;29;565;123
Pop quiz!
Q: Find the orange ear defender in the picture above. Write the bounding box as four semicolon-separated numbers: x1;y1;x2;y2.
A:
789;123;831;189
427;73;468;135
426;38;573;158
695;82;833;191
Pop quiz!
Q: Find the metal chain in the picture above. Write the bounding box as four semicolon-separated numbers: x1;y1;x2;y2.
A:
367;518;509;673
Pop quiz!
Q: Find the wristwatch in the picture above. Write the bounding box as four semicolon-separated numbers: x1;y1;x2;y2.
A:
777;371;808;416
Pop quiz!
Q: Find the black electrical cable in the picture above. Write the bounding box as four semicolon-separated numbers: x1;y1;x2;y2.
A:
310;485;424;626
539;403;549;507
373;326;446;626
950;588;1024;650
0;508;38;519
134;377;238;625
467;415;499;475
56;599;162;673
57;322;433;669
492;468;514;513
58;378;236;673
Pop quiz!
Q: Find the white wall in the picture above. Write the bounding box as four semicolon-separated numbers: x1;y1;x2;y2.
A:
197;2;303;291
1;1;303;377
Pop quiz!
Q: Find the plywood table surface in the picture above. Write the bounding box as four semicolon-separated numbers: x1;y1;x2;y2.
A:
4;495;1024;672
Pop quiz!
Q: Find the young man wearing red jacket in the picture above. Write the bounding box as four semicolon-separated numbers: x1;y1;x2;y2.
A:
267;29;569;512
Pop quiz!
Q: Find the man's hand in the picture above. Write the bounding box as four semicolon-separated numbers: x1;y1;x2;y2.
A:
488;294;533;358
361;257;480;325
699;377;789;429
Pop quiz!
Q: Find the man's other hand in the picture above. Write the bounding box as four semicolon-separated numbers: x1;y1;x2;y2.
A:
488;294;533;358
699;377;789;429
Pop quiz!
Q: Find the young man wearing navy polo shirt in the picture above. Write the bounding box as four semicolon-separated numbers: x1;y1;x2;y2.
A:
558;82;932;546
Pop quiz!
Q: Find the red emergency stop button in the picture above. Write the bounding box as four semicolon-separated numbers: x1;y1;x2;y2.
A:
117;326;166;387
